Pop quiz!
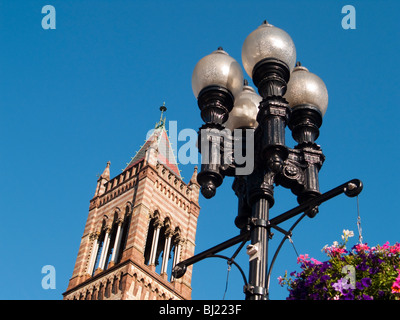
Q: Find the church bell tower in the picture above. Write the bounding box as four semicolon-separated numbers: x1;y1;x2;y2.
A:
63;106;201;300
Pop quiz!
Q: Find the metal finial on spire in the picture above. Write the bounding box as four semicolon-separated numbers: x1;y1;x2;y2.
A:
155;102;167;129
160;102;167;115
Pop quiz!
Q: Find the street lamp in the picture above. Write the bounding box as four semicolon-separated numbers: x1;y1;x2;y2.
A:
192;47;244;199
224;81;261;132
172;20;363;300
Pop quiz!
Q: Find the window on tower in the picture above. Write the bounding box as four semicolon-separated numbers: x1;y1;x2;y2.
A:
88;206;132;276
143;214;183;281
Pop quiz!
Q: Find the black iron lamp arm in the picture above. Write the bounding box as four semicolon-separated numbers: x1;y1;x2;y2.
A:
172;179;363;283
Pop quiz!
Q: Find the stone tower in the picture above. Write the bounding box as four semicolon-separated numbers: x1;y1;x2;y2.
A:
63;109;201;300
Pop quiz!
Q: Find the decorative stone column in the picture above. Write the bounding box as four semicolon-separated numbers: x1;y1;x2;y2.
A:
171;237;183;282
97;227;111;272
87;232;100;276
149;221;162;266
160;230;173;276
109;219;123;267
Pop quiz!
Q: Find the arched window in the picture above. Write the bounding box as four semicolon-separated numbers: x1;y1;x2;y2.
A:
91;233;104;275
88;207;131;276
144;216;161;266
116;208;131;264
154;225;167;274
169;228;182;281
144;220;154;265
143;215;181;280
91;220;107;275
102;214;120;269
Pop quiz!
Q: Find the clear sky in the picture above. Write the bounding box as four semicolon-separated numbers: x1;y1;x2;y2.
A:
0;0;399;300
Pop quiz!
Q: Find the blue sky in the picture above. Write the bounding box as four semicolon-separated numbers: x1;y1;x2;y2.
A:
0;0;399;300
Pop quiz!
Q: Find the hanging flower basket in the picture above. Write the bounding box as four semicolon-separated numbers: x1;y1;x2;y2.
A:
278;230;400;300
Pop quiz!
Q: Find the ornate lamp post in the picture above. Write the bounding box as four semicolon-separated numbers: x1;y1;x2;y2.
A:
172;21;363;300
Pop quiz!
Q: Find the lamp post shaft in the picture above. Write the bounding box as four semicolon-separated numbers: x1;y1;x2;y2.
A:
245;167;274;300
247;197;270;300
244;59;290;300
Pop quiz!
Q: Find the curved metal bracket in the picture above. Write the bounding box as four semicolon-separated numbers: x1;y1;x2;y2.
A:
171;232;250;280
264;178;363;296
266;212;307;295
203;254;248;286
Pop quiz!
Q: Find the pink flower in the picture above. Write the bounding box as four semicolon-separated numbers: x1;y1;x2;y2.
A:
391;281;400;294
311;258;322;265
382;241;391;250
391;269;400;294
354;243;370;253
322;243;347;257
389;243;400;254
329;247;347;256
297;254;310;264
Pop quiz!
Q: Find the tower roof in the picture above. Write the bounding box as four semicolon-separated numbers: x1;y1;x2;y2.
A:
124;104;181;179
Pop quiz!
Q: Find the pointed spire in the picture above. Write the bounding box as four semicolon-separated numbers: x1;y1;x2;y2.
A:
124;103;181;178
100;161;110;181
189;166;199;186
94;161;111;197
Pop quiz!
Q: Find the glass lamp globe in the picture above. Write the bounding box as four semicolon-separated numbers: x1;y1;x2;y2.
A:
242;21;296;78
285;64;328;116
192;47;244;99
224;83;261;131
